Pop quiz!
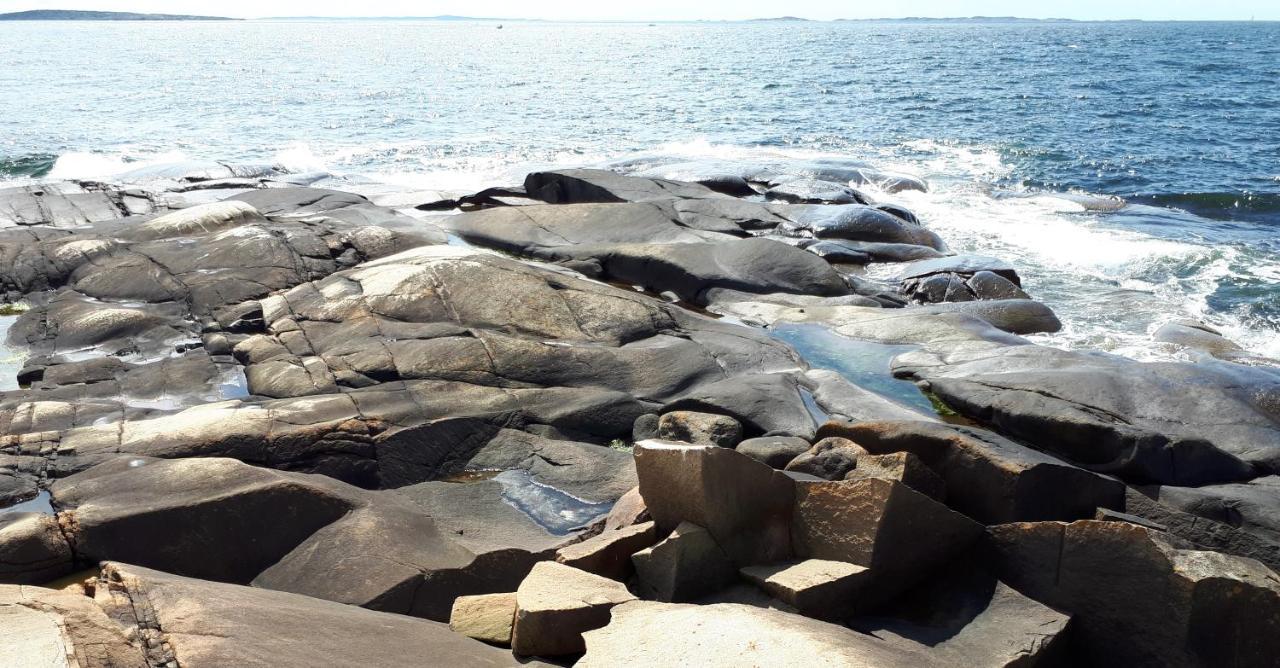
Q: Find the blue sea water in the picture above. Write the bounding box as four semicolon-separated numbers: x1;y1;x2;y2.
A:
1;19;1277;358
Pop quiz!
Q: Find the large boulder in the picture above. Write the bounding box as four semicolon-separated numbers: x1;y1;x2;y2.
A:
898;346;1280;486
1124;477;1280;571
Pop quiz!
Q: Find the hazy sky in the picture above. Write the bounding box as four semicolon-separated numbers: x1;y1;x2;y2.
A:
0;0;1275;21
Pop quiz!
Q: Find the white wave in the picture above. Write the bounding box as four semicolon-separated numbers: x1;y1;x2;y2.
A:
46;149;190;181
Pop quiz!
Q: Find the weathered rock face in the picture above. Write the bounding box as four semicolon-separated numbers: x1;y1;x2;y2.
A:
990;520;1280;667
792;478;983;607
450;593;518;646
657;411;744;447
784;436;868;480
821;420;1125;523
0;512;72;584
555;521;657;580
899;255;1023;304
0;579;148;667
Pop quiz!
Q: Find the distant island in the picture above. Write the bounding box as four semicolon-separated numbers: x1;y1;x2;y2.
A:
0;10;236;21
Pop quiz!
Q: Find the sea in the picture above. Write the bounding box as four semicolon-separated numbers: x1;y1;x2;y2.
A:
1;19;1278;361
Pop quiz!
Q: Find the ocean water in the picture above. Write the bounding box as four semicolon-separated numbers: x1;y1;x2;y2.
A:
1;19;1277;359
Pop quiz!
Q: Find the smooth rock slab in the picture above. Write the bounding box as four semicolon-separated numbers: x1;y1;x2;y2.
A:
511;561;637;657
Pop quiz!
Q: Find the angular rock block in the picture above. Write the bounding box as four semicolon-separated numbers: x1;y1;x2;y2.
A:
740;559;873;620
450;593;517;646
511;562;636;657
991;519;1280;667
657;410;744;447
0;580;146;667
632;521;738;602
822;420;1124;523
555;521;657;580
635;441;795;565
792;478;983;607
784;437;868;480
845;451;946;502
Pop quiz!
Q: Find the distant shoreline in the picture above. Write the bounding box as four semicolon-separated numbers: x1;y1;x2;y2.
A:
0;10;236;21
0;10;1271;24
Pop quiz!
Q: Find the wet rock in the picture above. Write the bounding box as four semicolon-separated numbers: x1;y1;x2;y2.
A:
632;521;739;602
990;519;1280;667
524;169;727;203
657;410;744;447
450;592;517;646
740;559;873;620
784;437;868;480
792;478;983;606
579;601;928;667
635;441;795;565
801;238;946;263
802;369;938;423
916;299;1062;335
736;435;812;469
822;421;1125;523
785;204;948;250
556;521;657;580
846;452;947;502
966;270;1029;300
511;561;636;657
1154;319;1276;364
765;178;870;205
0;513;73;584
99;562;524;667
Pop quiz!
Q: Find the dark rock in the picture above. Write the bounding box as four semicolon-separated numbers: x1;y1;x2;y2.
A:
657;411;744;447
556;521;657;581
846;451;947;503
764;178;870;205
736;436;812;469
967;270;1030;300
1124;478;1280;571
524;169;725;204
916;299;1063;335
784;437;868;480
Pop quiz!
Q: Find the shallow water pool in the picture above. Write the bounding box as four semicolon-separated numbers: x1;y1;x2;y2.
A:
770;322;937;416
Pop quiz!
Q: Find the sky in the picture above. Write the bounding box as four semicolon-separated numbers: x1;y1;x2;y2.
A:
0;0;1275;21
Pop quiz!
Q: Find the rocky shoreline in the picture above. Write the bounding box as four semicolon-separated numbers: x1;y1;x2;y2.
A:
1;161;1277;666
